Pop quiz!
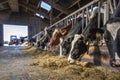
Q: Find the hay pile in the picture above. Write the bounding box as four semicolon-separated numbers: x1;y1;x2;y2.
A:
23;47;120;80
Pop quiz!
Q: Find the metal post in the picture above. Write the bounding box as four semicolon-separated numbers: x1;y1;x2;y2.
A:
74;14;77;23
86;8;89;26
98;1;101;28
104;0;109;24
82;10;84;33
113;0;117;10
109;0;114;14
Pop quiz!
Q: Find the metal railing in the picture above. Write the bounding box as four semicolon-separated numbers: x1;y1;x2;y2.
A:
32;0;117;39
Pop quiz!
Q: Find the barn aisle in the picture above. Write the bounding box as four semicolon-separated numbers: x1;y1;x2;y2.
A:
0;46;49;80
0;46;120;80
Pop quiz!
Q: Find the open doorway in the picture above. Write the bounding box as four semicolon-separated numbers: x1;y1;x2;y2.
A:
3;24;28;46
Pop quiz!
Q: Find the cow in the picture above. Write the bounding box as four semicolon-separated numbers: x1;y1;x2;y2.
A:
48;22;72;46
104;0;120;66
36;30;44;47
104;18;120;66
59;17;83;56
37;26;56;50
68;7;104;63
28;37;37;46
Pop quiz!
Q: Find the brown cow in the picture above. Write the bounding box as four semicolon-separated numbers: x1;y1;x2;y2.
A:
48;22;72;46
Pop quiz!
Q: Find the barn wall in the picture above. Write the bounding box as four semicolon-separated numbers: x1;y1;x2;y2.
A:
0;24;3;46
5;12;49;38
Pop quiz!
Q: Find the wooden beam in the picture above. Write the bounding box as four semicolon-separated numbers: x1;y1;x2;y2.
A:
44;0;70;15
53;0;81;23
67;0;81;9
8;0;19;12
37;0;41;9
26;0;29;4
25;0;29;12
19;3;50;19
49;0;100;28
0;0;8;5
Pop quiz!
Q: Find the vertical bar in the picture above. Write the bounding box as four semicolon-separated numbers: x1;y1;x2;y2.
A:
74;14;76;24
113;0;117;10
91;4;93;12
82;10;84;33
71;17;73;26
104;0;109;25
109;0;113;14
98;1;101;28
86;8;89;26
67;18;69;25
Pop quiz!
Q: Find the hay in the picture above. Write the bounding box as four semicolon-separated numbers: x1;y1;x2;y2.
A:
22;47;120;80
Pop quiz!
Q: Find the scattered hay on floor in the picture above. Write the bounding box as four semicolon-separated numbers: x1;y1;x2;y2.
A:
23;47;120;80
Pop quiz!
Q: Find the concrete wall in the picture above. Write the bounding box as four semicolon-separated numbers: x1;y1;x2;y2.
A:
0;11;49;46
6;12;49;38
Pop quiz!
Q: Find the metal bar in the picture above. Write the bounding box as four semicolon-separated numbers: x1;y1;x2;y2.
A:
91;4;93;12
32;0;102;38
49;0;100;28
82;10;84;33
98;1;101;28
86;8;89;26
104;0;109;25
109;0;114;14
113;0;117;10
74;14;77;23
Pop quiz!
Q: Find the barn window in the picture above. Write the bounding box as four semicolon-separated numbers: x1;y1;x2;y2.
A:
35;13;44;19
40;1;51;11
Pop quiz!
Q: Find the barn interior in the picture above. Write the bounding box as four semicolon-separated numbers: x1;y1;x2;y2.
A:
0;0;120;80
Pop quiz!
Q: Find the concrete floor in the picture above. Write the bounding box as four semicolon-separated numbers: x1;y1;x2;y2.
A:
0;46;48;80
0;46;120;80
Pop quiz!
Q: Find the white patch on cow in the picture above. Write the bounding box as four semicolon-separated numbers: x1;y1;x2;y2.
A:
59;38;64;56
107;22;120;60
107;22;120;40
68;34;84;63
115;52;120;59
90;8;98;19
90;7;104;19
36;35;39;42
52;29;58;36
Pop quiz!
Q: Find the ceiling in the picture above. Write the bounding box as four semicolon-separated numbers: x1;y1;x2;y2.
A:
0;0;93;25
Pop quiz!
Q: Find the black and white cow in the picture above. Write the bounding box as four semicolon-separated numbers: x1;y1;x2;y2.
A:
36;30;44;47
104;18;120;66
68;7;104;63
104;0;120;66
59;17;83;56
37;26;56;50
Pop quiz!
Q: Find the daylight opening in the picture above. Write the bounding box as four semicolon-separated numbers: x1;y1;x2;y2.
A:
35;13;44;19
40;1;51;11
3;24;28;46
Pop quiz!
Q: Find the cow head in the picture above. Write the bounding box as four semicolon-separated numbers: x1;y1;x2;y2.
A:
68;34;88;63
61;36;74;55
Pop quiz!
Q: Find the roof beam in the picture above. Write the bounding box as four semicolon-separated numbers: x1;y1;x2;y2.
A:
67;0;81;9
53;0;81;22
19;3;50;19
26;0;29;4
44;0;70;15
25;0;29;12
0;0;8;5
8;0;19;12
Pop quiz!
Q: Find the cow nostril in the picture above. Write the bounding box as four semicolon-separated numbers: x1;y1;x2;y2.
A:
68;57;75;63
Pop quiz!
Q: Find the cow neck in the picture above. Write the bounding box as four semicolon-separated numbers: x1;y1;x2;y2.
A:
113;0;120;17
